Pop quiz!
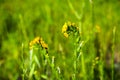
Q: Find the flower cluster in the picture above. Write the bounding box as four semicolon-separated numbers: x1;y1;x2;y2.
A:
62;21;79;38
29;37;48;50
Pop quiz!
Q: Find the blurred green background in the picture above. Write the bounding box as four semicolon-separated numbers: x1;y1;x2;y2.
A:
0;0;120;80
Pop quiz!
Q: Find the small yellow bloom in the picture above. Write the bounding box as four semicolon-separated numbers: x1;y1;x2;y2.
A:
63;32;68;38
68;21;75;27
34;37;40;44
62;23;68;33
71;22;75;26
62;21;80;38
41;42;48;49
29;36;48;50
29;41;33;47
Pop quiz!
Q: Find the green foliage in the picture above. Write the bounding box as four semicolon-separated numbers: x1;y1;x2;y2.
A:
0;0;120;80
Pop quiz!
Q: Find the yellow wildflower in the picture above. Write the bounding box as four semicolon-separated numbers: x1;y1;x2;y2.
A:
67;21;76;27
63;32;68;38
29;36;48;50
40;40;48;49
29;41;34;47
62;21;79;38
72;22;75;26
34;37;40;44
62;22;68;33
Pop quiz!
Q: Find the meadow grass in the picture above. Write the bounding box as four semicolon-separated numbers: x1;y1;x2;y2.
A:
0;0;120;80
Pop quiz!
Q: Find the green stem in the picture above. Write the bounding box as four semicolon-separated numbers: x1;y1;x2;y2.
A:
73;43;77;80
99;51;103;80
29;49;33;69
91;0;94;28
112;27;116;80
21;43;25;80
81;52;87;80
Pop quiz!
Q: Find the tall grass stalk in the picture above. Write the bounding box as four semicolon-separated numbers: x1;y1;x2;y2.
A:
67;0;81;20
99;50;103;80
80;41;87;80
19;14;28;40
29;49;33;69
73;42;77;80
21;43;25;80
90;0;94;28
67;0;87;79
112;27;116;80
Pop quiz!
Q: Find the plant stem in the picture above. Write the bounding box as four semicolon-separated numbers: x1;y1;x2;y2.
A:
112;27;116;80
91;0;94;28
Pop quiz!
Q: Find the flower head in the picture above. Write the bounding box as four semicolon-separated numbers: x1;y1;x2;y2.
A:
62;21;79;38
29;37;48;51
